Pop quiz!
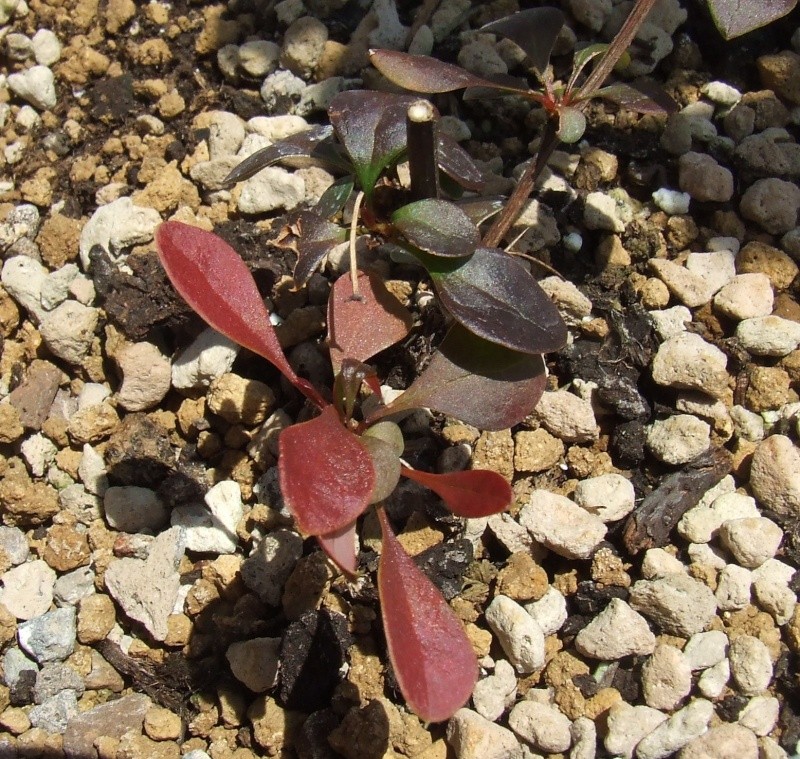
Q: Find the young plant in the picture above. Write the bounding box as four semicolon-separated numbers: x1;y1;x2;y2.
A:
155;220;534;722
370;0;675;246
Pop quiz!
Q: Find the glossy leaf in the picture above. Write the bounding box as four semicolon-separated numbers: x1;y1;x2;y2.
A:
278;405;375;535
392;199;479;258
401;467;512;518
327;269;413;370
425;247;568;355
377;508;477;723
369;49;499;94
706;0;796;39
328;91;419;193
363;421;404;457
278;210;347;287
556;106;587;143
594;80;677;114
568;43;609;92
222;125;343;186
371;324;548;430
155;221;323;406
333;359;377;421
453;196;505;225
315;176;355;219
480;7;565;74
361;435;402;504
437;134;486;192
317;522;358;575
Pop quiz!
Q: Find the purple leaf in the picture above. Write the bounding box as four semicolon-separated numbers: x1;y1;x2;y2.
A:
706;0;796;39
378;508;477;722
371;325;548;431
369;49;497;93
327;270;412;370
276;210;347;287
317;522;358;575
436;134;486;191
154;221;324;406
392;199;479;258
593;80;677;114
480;7;565;74
401;467;512;517
428;247;568;355
278;405;375;535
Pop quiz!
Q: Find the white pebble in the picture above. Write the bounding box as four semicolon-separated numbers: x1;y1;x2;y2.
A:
646;414;710;465
507;700;572;753
716;564;752;610
719;517;783;568
635;699;714;759
651;331;729;399
678;492;759;543
524;587;567;636
484;595;545;674
713;273;774;321
697;658;730;698
629;574;718;637
729;635;774;695
574;598;655;659
604;702;667;759
641;643;692;710
573;473;635;523
738;695;780;736
533;390;598;443
683;630;728;670
652;188;690;214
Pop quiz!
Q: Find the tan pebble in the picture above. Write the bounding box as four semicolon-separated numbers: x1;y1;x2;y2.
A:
397;512;444;556
157;89;186;119
132;38;173;66
473;428;514;482
745;366;792;412
496;552;549;602
144;706;183;741
207;373;275;426
218;686;248;728
736;240;799;291
36;214;82;268
68;402;120;444
164;614;192;647
464;622;492;658
116;732;181;758
0;706;30;735
0;603;16;647
513;428;564;473
248;697;302;754
195;5;240;55
346;640;385;702
42;524;91;572
0;459;59;526
0;404;24;444
77;594;116;644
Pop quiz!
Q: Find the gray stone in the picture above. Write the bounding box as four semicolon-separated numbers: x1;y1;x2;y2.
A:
713;273;774;321
740;177;800;234
604;702;667;759
115;341;171;411
697;658;730;699
53;566;96;607
39;301;99;364
472;659;516;722
1;255;48;323
533;390;598;443
18;606;77;663
171;326;239;391
683;630;728;671
33;662;85;704
103;486;168;533
0;526;29;565
736;316;800;356
729;635;773;695
172;479;244;554
235;166;305;214
678;492;759;543
678;152;734;202
716;564;752;611
641;643;692;710
29;689;79;733
752;558;796;624
629;574;717;636
241;528;303;606
749;435;800;518
719;517;783;568
32;29;61;66
2;646;39;691
524;587;567;636
678;723;758;759
646;414;710;465
738;695;780;736
226;637;281;692
63;693;151;759
635;699;714;759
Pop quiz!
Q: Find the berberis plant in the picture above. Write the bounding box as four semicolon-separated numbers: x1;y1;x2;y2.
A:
155;82;566;719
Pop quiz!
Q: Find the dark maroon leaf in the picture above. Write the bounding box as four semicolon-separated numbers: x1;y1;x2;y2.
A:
154;221;323;406
480;7;565;74
317;522;358;575
377;508;477;722
333;359;377;421
279;405;375;536
427;247;567;355
222;125;340;186
286;211;347;287
328;91;419;193
462;74;534;101
437;134;486;191
369;49;497;93
452;196;505;225
593;79;677;114
706;0;796;39
370;325;548;430
327;269;413;370
392;199;479;258
315;176;354;219
401;467;511;517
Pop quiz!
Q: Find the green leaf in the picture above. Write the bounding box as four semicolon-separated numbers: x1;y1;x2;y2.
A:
567;43;609;92
422;247;567;355
371;325;548;430
328;91;419;195
556;106;586;143
392;199;479;258
315;176;354;219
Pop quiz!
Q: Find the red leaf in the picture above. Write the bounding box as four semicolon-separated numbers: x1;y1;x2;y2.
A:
401;466;511;518
327;270;412;371
279;405;375;535
377;509;477;722
369;50;495;94
155;221;324;407
317;521;358;575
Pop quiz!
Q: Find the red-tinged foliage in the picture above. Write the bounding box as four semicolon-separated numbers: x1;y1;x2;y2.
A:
155;221;324;407
401;466;512;518
377;509;477;723
706;0;796;39
392;199;479;259
278;405;375;535
317;521;358;575
327;270;412;370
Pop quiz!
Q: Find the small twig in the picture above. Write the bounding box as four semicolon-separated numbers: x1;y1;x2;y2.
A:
406;100;440;201
506;249;564;279
349;190;365;298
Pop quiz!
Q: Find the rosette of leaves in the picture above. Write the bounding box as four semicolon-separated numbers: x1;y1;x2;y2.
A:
155;220;540;722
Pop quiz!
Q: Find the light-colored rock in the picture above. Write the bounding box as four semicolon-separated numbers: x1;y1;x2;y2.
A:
736;315;800;356
697;658;730;698
629;574;717;636
713;273;774;321
685;249;737;294
103;486;168;533
79;197;161;269
235;166;305;214
472;659;516;722
752;558;796;624
18;605;77;663
649;258;715;307
678;723;758;759
604;702;667;759
524;587;567;636
115;341;171;411
507;700;572;753
641;643;692;710
651;332;729;398
635;699;714;759
32;29;61;66
641;547;686;578
646;414;710;465
519;491;606;560
238;39;280;78
740;177;800;234
749;434;800;517
39;301;98;364
719;517;782;568
729;635;773;695
241;529;303;606
678;152;734;202
738;695;780;736
171;327;239;391
683;630;728;670
652;188;690;214
8;65;56;110
533;390;598;443
226;637;281;692
484;595;545;674
104;527;185;641
0;560;56;620
649;305;692;340
716;564;752;610
573;473;635;522
172;480;245;554
678;492;759;543
537;277;592;326
574;598;655;659
207;372;275;426
584;191;628;232
1;255;48;323
280;16;328;78
446;708;521;759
